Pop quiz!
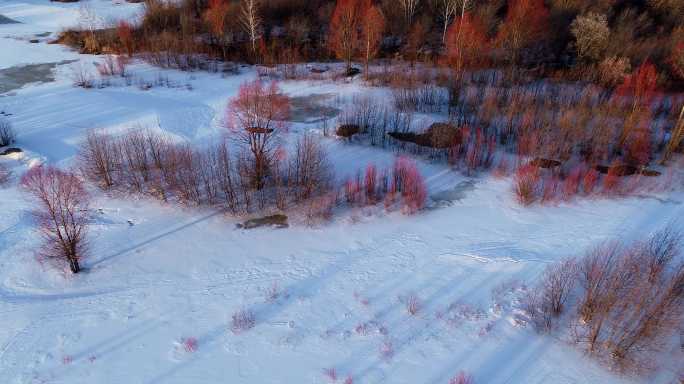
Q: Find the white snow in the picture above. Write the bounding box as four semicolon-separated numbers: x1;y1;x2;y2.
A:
0;2;682;384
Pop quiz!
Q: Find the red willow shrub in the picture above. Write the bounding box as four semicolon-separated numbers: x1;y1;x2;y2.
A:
364;163;377;203
449;371;475;384
393;157;427;214
582;168;600;195
513;164;540;205
342;157;427;213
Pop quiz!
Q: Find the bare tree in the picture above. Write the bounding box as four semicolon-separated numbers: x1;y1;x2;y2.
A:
227;80;289;189
526;258;577;332
661;105;684;164
240;0;261;54
399;0;421;27
433;0;459;44
79;130;121;189
21;166;90;274
450;0;474;73
289;134;334;201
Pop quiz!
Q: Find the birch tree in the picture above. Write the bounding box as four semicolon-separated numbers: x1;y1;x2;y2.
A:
240;0;261;53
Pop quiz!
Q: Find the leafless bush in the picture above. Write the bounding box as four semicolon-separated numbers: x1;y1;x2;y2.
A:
96;55;128;77
288;134;334;202
513;164;540;205
449;372;475;384
525;259;577;332
79;130;121;189
71;62;93;88
339;95;382;136
392;84;449;113
231;308;256;333
404;294;421;316
0;117;16;147
547;228;684;369
0;163;11;186
21;166;90;273
523;228;683;370
79;128;337;217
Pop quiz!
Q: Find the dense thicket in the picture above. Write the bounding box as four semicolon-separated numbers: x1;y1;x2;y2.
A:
61;0;684;89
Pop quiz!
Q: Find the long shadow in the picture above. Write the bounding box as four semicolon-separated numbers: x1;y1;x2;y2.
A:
144;247;363;383
332;265;513;382
89;208;227;269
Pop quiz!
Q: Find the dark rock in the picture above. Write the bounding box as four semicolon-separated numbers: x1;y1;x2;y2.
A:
237;214;289;229
640;169;661;177
529;158;562;168
0;147;22;156
595;164;639;176
336;124;360;138
388;122;461;149
345;67;361;77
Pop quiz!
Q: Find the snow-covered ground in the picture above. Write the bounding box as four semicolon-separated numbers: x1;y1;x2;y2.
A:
1;2;682;383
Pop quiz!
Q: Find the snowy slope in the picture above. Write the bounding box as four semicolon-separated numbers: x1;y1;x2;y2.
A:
0;2;682;384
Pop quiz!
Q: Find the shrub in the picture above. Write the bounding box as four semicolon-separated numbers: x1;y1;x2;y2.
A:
404;293;421;316
231;308;256;333
181;337;198;352
526;228;684;370
524;259;577;332
598;56;631;87
0;163;11;186
0;117;15;147
513;164;540;205
582;168;600;195
323;367;337;382
288;134;334;201
393;157;427;214
364;163;377;203
379;339;394;360
449;372;474;384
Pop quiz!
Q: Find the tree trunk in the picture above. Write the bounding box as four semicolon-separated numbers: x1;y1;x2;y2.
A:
69;258;81;274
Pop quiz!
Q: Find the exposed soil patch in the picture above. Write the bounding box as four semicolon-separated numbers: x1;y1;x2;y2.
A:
595;164;661;177
288;93;341;123
237;214;289;229
336;124;360;138
0;60;76;94
389;122;461;149
529;158;562;168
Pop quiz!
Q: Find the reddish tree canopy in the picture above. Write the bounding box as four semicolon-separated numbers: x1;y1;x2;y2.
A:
361;3;385;75
615;61;659;112
446;12;489;71
496;0;549;62
204;0;230;40
329;0;367;71
669;42;684;81
117;21;134;57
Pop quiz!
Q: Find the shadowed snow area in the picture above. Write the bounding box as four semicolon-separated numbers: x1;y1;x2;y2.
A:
0;1;682;384
0;14;20;24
